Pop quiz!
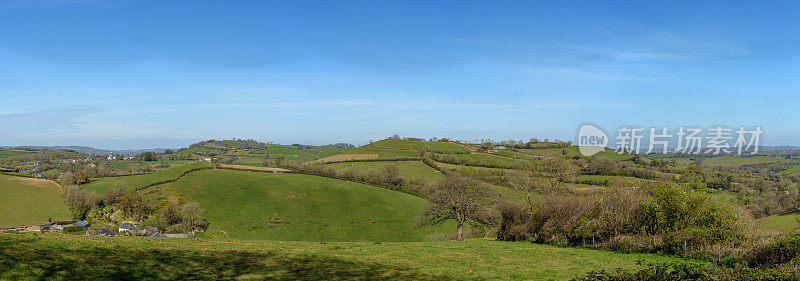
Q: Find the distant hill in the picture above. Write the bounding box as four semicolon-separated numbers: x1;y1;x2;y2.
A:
761;145;800;152
0;146;166;155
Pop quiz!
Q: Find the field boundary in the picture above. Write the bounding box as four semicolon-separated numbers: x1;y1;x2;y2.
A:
218;164;290;172
307;154;380;164
370;143;472;154
134;164;221;192
0;171;37;178
320;158;421;164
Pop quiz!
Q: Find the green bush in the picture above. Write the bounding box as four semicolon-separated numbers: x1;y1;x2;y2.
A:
62;225;84;234
496;183;746;255
746;235;800;267
572;262;800;281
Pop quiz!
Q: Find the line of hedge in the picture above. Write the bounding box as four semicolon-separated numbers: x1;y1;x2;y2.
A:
134;164;221;191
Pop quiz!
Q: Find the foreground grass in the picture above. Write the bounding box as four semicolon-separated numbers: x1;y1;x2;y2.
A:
0;175;71;227
0;233;692;280
156;170;452;241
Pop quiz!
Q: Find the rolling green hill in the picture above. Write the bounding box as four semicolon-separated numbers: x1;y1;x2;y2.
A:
325;160;446;185
0;150;36;159
700;156;797;167
515;146;632;161
370;139;469;154
0;174;71;227
257;145;345;159
337;145;420;159
157;169;452;241
83;162;217;194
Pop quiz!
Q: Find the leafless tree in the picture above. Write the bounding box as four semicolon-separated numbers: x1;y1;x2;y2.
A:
418;174;494;241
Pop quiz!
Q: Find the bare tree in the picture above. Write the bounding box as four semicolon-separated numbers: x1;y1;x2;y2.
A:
418;174;494;241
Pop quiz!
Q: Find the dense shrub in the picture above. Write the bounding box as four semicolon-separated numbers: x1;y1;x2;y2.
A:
573;262;800;281
62;186;99;220
278;161;414;195
582;157;679;181
745;235;800;268
62;225;84;234
497;183;747;255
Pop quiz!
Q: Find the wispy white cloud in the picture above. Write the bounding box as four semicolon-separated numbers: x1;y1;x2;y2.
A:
0;106;101;137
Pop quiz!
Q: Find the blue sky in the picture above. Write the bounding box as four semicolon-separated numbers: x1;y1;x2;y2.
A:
0;0;798;149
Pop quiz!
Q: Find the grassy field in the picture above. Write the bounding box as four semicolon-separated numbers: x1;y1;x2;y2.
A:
257;145;345;159
515;146;631;161
646;154;708;166
577;175;653;186
177;146;224;155
435;152;534;167
83;162;217;194
326;161;446;184
758;210;800;234
780;164;800;175
0;175;71;227
0;232;694;280
315;139;468;162
700;156;797;167
339;145;420;159
0;150;36;159
156;169;452;241
370;139;469;154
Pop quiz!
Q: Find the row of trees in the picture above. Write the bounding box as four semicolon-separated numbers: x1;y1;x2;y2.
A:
278;161;408;192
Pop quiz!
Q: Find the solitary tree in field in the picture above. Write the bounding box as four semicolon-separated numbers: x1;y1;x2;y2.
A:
418;174;494;241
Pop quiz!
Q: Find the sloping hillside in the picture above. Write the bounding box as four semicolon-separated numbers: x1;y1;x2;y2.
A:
0;174;71;227
155;169;452;241
84;162;218;194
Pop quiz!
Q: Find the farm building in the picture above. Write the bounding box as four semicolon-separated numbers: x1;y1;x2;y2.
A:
118;222;135;233
52;221;77;231
95;228;116;236
73;220;91;230
163;233;197;238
